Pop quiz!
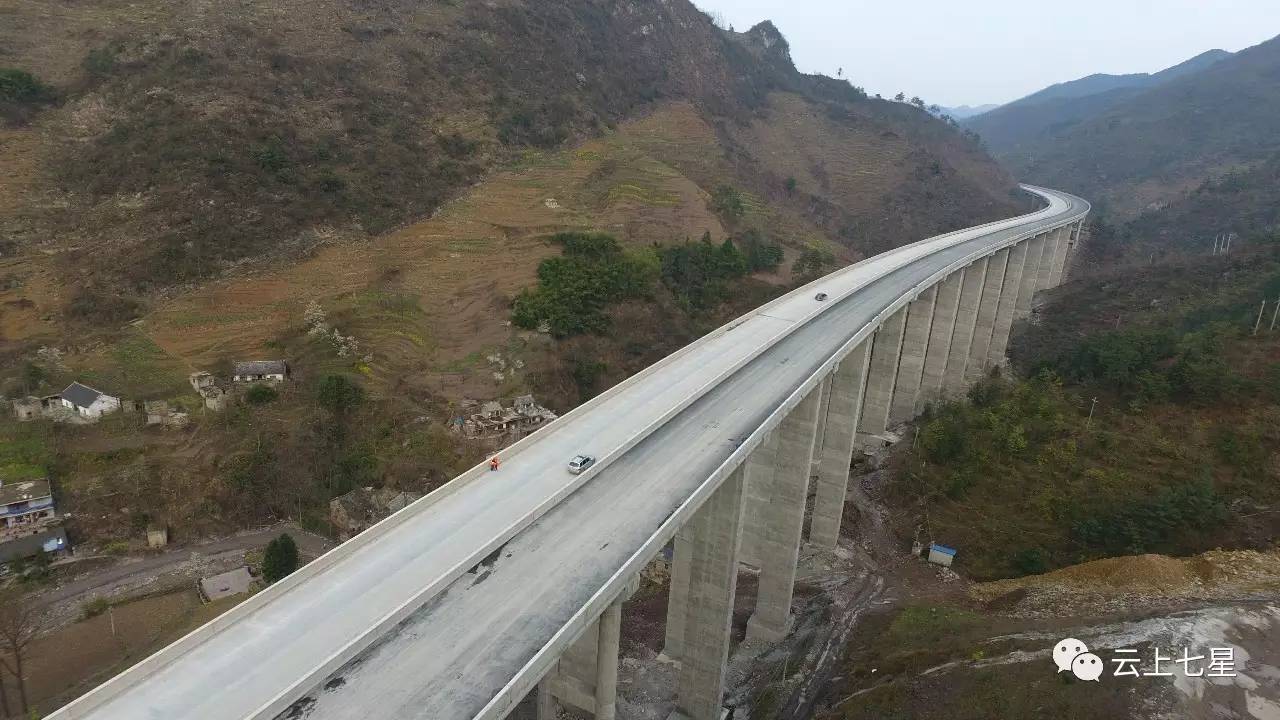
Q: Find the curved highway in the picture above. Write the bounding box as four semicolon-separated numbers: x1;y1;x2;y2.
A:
49;185;1089;720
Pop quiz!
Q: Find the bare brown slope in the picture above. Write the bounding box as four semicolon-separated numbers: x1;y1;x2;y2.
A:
0;1;1016;294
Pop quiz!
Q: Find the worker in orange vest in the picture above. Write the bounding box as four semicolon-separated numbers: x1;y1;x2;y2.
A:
489;456;500;471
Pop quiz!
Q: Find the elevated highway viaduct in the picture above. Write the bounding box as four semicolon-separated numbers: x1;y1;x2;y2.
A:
49;185;1088;720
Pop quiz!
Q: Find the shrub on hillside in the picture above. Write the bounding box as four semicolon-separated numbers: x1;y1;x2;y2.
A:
0;67;54;125
245;384;278;405
512;232;658;337
738;229;783;272
317;374;364;417
262;533;299;583
657;234;750;309
792;246;835;278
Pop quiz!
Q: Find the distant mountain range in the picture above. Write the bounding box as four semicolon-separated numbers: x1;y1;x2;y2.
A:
964;49;1232;161
965;37;1280;224
937;103;1000;120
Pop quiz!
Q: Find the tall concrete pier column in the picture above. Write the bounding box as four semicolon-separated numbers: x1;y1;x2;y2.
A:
537;678;557;720
661;524;694;661
1013;235;1047;320
987;241;1029;366
595;601;621;720
809;338;873;549
736;431;778;570
856;307;908;436
544;584;634;718
889;288;937;424
810;375;833;475
746;387;820;642
1035;229;1060;292
965;249;1009;382
942;257;989;396
669;467;747;720
918;269;964;410
1049;225;1071;286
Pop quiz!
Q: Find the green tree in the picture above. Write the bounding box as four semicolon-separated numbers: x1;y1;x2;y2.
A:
739;229;783;272
511;232;658;336
244;384;278;405
262;533;299;583
658;236;748;309
317;375;364;417
792;246;835;278
784;176;797;195
710;185;745;222
19;363;44;394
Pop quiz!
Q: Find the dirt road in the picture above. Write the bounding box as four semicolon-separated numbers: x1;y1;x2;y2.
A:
35;523;333;626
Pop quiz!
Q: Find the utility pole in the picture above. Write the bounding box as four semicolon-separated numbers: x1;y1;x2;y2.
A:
1253;299;1266;336
1086;397;1098;429
1271;296;1280;332
1225;233;1234;254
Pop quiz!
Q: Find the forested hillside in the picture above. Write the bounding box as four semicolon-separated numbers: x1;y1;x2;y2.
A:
978;34;1280;218
963;49;1230;158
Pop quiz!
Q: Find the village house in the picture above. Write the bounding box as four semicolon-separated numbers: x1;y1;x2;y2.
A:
144;400;190;428
233;360;290;384
329;487;423;541
189;371;232;411
59;381;123;420
0;475;58;547
456;394;557;440
0;527;67;565
11;396;42;421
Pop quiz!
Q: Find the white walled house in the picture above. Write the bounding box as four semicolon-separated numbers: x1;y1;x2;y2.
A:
233;360;290;384
59;382;122;419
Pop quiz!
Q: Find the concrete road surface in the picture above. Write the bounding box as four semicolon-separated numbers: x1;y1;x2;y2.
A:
48;187;1087;720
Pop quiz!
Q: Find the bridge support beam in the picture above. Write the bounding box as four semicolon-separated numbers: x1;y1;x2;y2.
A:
542;582;634;720
856;307;907;437
735;431;778;571
889;288;937;425
965;248;1009;383
1049;225;1072;286
1013;234;1047;320
987;241;1029;367
1035;229;1060;293
746;386;821;642
668;466;747;720
1061;220;1084;280
943;257;989;396
918;269;963;410
809;337;873;549
810;374;834;476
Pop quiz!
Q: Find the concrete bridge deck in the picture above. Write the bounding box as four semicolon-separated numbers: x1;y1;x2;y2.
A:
48;186;1089;720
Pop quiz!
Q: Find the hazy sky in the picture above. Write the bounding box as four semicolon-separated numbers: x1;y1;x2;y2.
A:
693;1;1280;107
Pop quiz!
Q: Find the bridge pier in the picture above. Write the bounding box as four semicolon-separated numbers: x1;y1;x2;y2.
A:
942;257;989;396
856;307;907;438
668;466;747;720
1014;234;1047;320
1049;225;1071;286
745;386;821;642
809;338;873;548
1034;229;1059;292
810;375;833;476
540;583;633;720
965;247;1009;382
917;269;964;410
987;241;1029;366
888;288;937;425
735;431;778;572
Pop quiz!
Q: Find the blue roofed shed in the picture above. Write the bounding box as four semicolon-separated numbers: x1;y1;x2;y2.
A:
927;543;957;567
